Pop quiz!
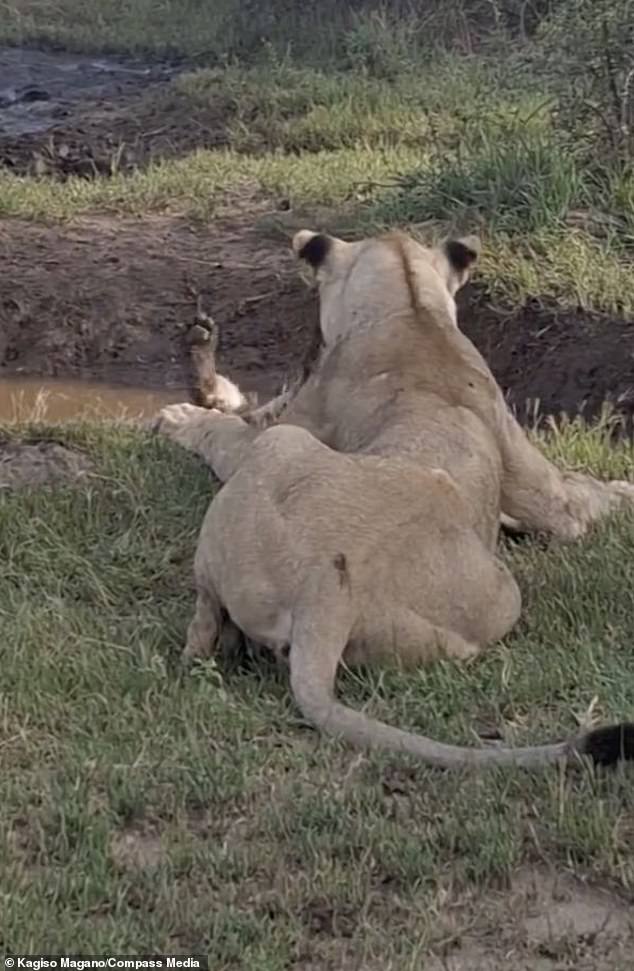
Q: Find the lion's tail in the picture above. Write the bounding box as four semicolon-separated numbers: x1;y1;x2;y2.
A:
288;562;634;770
291;665;634;770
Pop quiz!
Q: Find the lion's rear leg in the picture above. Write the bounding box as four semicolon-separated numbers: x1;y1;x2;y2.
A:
345;547;520;670
500;407;634;539
344;609;483;670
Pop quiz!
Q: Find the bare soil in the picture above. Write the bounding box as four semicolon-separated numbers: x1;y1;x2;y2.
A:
461;288;634;427
0;212;319;404
425;866;633;971
1;211;633;427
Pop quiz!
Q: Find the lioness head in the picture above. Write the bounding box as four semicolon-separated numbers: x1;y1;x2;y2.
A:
292;228;480;345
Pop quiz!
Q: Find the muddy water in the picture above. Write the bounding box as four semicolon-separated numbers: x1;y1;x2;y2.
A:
0;376;190;423
0;46;176;137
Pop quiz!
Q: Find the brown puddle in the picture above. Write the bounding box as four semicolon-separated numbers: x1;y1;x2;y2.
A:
0;376;190;423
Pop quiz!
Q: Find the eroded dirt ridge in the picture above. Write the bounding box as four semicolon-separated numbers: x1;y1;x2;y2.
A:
1;214;633;427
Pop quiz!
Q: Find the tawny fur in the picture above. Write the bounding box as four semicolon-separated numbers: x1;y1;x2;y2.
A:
155;229;634;769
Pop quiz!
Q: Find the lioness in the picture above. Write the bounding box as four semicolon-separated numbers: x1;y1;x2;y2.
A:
156;229;634;769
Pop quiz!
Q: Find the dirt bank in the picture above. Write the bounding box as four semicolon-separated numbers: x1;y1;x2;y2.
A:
1;212;633;426
459;287;634;426
0;213;318;404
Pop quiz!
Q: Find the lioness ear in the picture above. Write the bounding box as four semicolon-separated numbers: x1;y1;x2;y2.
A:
444;235;481;273
292;230;332;270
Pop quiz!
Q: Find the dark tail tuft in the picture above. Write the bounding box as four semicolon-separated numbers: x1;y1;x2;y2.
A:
580;722;634;767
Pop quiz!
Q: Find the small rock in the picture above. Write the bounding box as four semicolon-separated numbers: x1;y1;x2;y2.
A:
19;87;51;104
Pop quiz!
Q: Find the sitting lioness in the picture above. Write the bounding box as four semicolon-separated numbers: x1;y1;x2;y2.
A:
156;229;634;769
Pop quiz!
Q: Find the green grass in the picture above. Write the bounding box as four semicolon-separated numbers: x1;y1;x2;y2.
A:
0;0;507;63
1;418;633;961
0;0;429;61
0;0;234;56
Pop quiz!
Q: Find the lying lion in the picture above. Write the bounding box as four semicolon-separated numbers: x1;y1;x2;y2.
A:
156;228;634;769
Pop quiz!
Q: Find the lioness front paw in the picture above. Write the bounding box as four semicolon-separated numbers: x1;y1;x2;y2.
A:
153;402;215;444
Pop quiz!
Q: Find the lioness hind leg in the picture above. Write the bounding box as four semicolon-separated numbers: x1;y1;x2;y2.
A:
345;608;482;670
